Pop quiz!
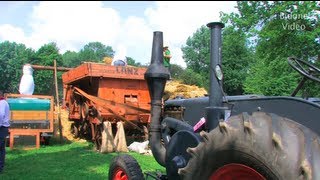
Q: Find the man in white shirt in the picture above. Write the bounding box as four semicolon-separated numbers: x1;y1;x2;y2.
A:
0;90;10;173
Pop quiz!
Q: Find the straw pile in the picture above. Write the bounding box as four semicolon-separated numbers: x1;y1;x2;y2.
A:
103;56;113;65
164;80;208;100
54;107;85;142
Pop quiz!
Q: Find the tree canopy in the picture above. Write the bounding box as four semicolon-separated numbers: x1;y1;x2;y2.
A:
181;24;253;94
1;1;319;99
0;41;35;93
181;1;319;97
78;42;114;63
0;41;116;97
222;1;319;96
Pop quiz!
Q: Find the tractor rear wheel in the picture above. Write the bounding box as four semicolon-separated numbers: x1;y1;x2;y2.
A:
109;154;144;180
179;112;320;180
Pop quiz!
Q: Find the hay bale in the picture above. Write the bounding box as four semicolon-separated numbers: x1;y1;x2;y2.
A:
103;57;113;65
164;80;207;99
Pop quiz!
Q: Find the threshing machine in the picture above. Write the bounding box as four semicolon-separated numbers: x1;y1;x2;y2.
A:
62;62;151;152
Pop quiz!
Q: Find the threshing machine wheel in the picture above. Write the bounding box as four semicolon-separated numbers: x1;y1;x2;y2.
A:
70;123;79;138
80;103;89;121
93;123;103;151
109;154;144;180
179;112;320;180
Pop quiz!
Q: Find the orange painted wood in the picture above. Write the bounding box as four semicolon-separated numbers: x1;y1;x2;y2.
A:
5;94;55;132
10;111;49;120
5;94;55;149
9;130;40;149
62;62;147;84
62;62;151;129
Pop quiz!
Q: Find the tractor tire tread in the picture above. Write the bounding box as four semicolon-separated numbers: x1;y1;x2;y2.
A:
179;112;320;180
109;154;144;180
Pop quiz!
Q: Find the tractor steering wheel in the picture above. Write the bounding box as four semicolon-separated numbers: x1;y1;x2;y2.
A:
287;57;320;83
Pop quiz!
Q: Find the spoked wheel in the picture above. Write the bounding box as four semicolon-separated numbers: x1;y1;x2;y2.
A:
70;122;79;138
80;102;89;121
109;154;144;180
143;125;149;141
93;123;103;151
179;112;320;180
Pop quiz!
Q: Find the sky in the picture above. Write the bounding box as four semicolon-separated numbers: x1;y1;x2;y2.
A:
0;1;238;67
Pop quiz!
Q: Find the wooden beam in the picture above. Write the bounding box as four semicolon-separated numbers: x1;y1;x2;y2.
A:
31;65;72;71
54;60;63;143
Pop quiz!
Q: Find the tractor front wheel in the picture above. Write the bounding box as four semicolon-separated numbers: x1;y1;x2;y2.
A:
179;112;320;180
109;154;144;180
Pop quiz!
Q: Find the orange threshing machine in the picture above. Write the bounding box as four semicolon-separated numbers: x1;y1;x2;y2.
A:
62;62;151;152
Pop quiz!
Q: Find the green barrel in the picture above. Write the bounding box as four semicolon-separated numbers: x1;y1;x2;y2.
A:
7;98;51;111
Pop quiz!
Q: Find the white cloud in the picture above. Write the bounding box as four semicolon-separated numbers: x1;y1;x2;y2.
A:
0;1;237;68
29;1;121;52
119;16;154;63
145;1;237;67
0;24;27;44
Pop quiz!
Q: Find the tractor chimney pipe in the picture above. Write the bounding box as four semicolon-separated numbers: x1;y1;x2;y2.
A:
206;22;225;130
144;31;170;167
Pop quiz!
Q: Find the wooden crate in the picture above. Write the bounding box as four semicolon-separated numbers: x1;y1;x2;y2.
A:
5;94;54;149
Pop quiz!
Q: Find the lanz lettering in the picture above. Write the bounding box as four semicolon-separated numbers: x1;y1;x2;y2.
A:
116;67;139;75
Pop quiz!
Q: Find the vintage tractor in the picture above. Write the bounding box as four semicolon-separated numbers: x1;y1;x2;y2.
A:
108;22;320;179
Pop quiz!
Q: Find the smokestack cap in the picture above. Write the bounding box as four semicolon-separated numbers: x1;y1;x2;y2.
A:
207;22;225;29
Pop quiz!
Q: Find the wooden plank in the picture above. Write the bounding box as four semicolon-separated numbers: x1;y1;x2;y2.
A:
62;63;89;84
9;130;40;149
62;62;148;84
11;111;49;120
5;94;53;99
54;60;63;144
31;65;72;71
89;65;146;79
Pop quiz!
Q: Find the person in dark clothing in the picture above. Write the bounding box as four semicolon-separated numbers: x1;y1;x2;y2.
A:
0;90;10;173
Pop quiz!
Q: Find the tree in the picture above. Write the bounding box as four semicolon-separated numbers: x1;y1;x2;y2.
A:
0;41;36;93
126;56;142;67
33;42;63;95
182;26;210;77
222;1;320;96
220;26;254;95
79;42;114;63
180;68;206;88
170;64;185;79
62;50;80;68
181;23;253;95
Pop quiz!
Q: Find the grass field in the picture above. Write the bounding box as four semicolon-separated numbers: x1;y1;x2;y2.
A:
1;140;165;179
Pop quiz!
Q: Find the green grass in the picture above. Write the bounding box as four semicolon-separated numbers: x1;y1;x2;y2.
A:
1;141;165;179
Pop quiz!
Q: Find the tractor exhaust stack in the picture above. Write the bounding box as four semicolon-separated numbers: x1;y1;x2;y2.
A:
206;22;225;130
144;31;170;166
